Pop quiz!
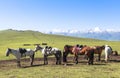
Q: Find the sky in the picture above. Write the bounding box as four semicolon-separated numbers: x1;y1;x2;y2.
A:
0;0;120;32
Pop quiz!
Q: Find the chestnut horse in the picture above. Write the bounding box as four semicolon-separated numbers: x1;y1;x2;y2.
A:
63;45;94;65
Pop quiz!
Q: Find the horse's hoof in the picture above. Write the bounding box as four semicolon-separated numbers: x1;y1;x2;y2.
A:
64;64;67;66
17;65;21;68
76;62;78;64
87;63;90;65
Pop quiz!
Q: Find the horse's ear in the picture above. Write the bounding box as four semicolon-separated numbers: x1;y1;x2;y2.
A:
8;48;11;51
102;45;105;48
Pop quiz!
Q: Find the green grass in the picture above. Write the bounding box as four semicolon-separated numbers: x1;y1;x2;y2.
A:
0;29;120;78
1;63;120;78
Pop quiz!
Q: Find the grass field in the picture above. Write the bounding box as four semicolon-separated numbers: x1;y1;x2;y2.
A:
0;29;120;78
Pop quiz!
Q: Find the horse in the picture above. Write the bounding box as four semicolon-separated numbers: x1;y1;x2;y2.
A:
63;45;74;63
112;50;118;56
93;45;105;61
63;45;94;65
6;48;35;67
78;46;95;65
63;45;83;62
104;45;114;62
34;45;62;65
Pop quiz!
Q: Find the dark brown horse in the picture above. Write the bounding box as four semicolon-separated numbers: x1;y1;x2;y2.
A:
63;45;94;65
63;45;82;63
93;45;105;61
63;45;74;63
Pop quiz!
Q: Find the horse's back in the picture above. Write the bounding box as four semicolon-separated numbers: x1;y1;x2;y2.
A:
64;45;73;53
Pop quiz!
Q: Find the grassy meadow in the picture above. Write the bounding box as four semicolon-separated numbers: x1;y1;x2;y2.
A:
0;29;120;78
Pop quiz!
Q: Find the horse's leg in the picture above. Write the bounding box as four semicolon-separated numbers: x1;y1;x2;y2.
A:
63;52;67;62
74;54;78;64
44;55;48;65
17;58;21;67
63;52;69;65
73;56;76;63
63;52;69;66
55;53;58;65
56;55;59;65
30;54;35;66
108;54;110;61
91;51;94;65
46;56;48;65
88;50;94;65
44;55;46;65
105;51;108;62
59;51;62;64
55;51;61;65
98;53;101;61
59;57;61;65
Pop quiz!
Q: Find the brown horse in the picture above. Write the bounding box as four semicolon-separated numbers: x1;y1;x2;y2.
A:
63;45;84;62
93;45;105;61
63;45;74;63
63;45;94;65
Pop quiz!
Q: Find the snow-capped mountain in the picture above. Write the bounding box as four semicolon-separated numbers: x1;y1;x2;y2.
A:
47;27;120;41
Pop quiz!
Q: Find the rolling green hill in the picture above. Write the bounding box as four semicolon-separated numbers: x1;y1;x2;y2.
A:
0;29;120;60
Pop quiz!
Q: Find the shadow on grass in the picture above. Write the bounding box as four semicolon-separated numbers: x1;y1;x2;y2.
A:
22;64;44;68
109;60;120;62
93;63;106;65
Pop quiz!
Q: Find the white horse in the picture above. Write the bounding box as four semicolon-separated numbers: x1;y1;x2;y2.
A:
104;45;113;62
6;48;35;67
35;45;62;65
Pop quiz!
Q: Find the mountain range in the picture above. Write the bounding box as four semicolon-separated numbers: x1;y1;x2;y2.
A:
47;27;120;41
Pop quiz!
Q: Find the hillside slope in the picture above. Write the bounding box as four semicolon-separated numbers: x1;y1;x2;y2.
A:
0;29;104;46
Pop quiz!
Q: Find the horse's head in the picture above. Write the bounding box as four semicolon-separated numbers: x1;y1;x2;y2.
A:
34;45;43;52
112;51;118;56
6;48;11;56
101;45;105;49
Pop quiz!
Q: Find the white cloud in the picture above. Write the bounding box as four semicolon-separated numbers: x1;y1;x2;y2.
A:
46;27;120;34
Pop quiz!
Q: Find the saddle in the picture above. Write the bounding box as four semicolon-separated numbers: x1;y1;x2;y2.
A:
48;46;52;52
19;48;27;57
44;46;52;54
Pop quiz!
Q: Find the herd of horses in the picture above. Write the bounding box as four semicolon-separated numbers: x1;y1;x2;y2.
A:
6;44;118;67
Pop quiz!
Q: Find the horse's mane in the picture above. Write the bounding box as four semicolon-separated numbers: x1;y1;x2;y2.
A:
108;46;112;51
64;45;73;48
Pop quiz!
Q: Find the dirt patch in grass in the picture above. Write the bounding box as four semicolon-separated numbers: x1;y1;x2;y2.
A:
0;55;120;70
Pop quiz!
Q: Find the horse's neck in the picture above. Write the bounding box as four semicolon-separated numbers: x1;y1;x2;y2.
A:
108;46;112;51
35;47;43;52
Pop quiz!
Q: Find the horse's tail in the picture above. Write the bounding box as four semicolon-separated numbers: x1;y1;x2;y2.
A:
63;45;67;62
63;50;66;62
58;50;62;59
55;50;62;64
63;49;68;63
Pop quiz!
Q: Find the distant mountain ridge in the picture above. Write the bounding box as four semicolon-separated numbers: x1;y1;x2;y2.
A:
1;28;120;41
47;27;120;41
